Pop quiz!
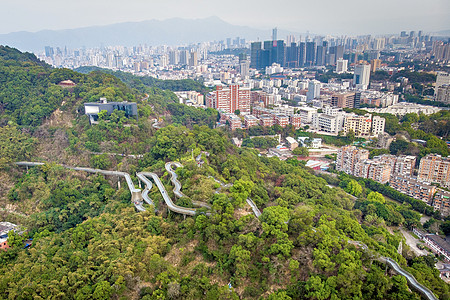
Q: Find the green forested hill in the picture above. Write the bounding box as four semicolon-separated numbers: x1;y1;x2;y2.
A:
0;47;448;300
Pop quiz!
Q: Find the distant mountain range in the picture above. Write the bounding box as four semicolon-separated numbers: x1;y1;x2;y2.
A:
0;17;302;52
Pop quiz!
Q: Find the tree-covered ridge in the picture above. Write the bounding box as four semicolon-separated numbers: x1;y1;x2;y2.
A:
0;46;139;127
1;47;449;300
2;124;449;299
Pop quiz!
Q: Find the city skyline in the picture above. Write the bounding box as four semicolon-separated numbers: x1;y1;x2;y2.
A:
1;0;449;36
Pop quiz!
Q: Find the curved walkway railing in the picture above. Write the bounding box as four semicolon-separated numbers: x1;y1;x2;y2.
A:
152;119;162;129
15;162;146;212
346;238;437;300
246;198;262;218
165;162;211;209
136;172;156;209
383;257;437;300
145;172;207;216
16;161;261;219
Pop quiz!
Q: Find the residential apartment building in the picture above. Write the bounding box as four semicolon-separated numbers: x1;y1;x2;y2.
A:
389;174;436;204
313;113;345;134
206;84;251;114
367;160;393;184
371;116;385;136
354;159;372;178
436;84;450;104
393;155;416;176
352;154;395;184
274;114;289;127
331;92;357;108
336;146;369;175
244;115;259;128
290;114;302;129
260;115;275;127
228;115;242;130
418;154;450;188
433;190;450;217
343;114;373;137
297;107;318;124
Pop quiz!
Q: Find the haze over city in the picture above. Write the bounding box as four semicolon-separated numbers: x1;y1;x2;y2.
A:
1;0;449;35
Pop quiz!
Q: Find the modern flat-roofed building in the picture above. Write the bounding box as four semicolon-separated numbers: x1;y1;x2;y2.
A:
371;116;385;136
297;107;317;124
84;98;138;124
286;137;298;150
367;160;393;184
331;92;356;108
312;113;344;134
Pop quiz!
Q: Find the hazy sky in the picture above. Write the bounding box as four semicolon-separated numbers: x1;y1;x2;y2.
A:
1;0;449;35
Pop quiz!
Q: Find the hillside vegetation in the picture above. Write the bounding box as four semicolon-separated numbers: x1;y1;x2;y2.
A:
0;46;448;300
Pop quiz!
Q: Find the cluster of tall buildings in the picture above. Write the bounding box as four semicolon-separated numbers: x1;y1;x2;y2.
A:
250;40;346;69
337;147;450;216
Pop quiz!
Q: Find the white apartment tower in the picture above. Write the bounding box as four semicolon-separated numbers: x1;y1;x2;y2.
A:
306;80;321;101
353;64;371;90
336;59;348;74
371;116;385;136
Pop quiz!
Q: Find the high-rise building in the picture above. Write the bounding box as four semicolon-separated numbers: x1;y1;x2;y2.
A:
298;42;306;67
418;154;450;188
189;52;198;67
169;50;179;65
272;28;278;41
239;61;250;77
306;80;321;101
336;146;370;175
436;84;450;104
336;59;348;74
370;59;381;72
250;42;262;69
353;64;371;89
305;42;316;66
179;50;189;65
286;43;299;68
435;72;450;95
44;46;54;57
206;85;251;114
316;45;325;66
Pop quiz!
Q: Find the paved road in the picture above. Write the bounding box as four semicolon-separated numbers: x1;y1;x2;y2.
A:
399;228;428;256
